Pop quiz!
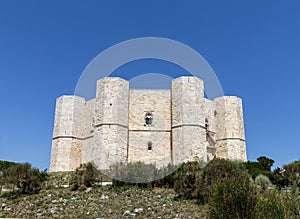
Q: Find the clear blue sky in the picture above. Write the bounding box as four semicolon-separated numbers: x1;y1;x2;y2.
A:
0;1;299;170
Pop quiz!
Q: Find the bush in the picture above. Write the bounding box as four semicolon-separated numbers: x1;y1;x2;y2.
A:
255;174;273;190
196;159;250;203
110;162;159;188
71;162;101;190
255;191;285;219
270;173;289;190
0;160;17;172
1;163;48;194
173;161;204;199
184;159;258;218
152;163;179;188
110;161;180;188
208;176;257;219
283;160;300;187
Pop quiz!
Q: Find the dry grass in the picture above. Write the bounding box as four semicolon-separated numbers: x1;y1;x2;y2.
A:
0;186;207;218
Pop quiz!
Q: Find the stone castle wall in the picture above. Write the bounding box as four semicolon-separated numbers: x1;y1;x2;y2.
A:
92;78;129;170
128;90;171;167
50;76;247;172
171;77;207;164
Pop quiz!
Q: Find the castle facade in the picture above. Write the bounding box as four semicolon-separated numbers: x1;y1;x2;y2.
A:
50;76;246;172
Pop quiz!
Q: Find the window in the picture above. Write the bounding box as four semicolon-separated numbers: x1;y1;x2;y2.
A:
205;118;209;130
205;118;209;141
148;142;152;150
145;112;153;126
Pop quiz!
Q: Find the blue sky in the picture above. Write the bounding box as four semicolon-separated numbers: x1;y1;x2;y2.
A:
0;1;299;170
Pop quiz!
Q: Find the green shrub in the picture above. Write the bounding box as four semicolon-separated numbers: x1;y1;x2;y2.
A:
208;176;256;219
173;161;203;199
110;161;181;188
0;160;17;172
71;162;101;190
283;160;300;187
255;174;273;190
1;163;48;194
110;162;159;188
197;159;250;203
270;173;289;190
255;192;285;219
187;159;259;218
244;160;274;180
152;163;179;188
254;186;300;219
281;187;300;218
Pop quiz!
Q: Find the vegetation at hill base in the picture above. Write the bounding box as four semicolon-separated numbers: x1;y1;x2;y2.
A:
0;162;48;195
0;157;300;218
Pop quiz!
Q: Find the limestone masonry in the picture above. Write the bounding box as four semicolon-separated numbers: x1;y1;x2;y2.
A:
50;76;247;172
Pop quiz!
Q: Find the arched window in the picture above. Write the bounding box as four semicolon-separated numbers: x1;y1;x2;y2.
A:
148;142;152;150
145;112;153;126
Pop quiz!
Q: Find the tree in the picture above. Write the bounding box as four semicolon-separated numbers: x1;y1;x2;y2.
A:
243;156;275;180
257;156;274;171
2;163;48;194
0;160;17;172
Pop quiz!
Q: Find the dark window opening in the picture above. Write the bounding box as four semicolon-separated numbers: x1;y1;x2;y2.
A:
145;112;153;126
205;118;209;141
205;118;209;130
148;142;152;150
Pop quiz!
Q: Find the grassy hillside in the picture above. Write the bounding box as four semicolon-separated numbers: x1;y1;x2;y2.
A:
1;158;300;218
0;186;205;218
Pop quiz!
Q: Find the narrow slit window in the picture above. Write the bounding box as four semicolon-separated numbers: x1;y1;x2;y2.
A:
148;142;152;150
205;118;209;130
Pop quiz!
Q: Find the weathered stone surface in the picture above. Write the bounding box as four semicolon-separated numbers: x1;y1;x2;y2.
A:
50;96;85;171
128;90;171;167
93;77;129;170
172;77;207;164
50;138;82;171
214;96;247;161
50;76;247;172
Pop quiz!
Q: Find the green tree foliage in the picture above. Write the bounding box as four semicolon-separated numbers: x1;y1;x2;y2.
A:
257;156;275;171
243;156;274;179
0;160;17;172
283;159;300;187
242;156;289;189
1;163;48;194
271;173;289;190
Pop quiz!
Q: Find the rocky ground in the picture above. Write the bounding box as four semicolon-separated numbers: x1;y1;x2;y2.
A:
0;186;206;218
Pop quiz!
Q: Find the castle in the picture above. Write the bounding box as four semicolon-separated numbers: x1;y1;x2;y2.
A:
50;76;247;172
